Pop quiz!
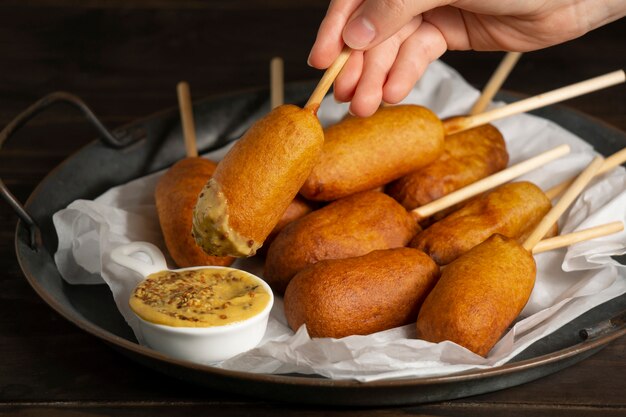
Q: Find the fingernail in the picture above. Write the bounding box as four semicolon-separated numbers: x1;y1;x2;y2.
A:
307;50;313;67
347;107;356;116
343;16;376;49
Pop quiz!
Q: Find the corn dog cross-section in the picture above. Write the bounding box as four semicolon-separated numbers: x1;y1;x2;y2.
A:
192;104;324;257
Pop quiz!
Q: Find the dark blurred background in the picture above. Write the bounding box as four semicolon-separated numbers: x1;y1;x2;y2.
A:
1;1;624;194
1;1;624;166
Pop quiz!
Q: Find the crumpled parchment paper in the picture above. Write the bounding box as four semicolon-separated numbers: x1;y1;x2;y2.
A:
53;60;626;382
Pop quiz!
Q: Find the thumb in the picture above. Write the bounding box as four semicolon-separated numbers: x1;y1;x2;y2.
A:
342;0;450;50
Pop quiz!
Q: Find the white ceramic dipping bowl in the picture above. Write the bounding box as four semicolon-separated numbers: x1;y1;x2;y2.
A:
110;242;274;363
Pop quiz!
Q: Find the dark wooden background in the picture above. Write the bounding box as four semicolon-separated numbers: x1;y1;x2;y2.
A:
1;1;625;416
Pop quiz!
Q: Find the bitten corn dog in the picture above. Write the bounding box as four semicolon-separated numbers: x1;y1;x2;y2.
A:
192;49;353;257
192;105;324;257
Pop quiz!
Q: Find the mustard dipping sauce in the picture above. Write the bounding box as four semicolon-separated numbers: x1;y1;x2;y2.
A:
129;268;270;328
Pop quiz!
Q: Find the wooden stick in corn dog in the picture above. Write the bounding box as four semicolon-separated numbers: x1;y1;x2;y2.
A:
270;57;284;110
411;144;570;220
533;221;624;254
445;70;625;135
177;81;198;158
545;147;626;199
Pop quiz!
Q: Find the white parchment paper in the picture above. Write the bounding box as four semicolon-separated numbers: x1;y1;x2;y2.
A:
53;60;626;382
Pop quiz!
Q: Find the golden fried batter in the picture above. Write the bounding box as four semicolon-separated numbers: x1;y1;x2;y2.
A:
264;191;420;294
416;234;536;357
193;105;324;257
259;195;317;256
285;247;439;338
410;181;551;265
301;105;444;201
155;158;234;268
387;123;508;210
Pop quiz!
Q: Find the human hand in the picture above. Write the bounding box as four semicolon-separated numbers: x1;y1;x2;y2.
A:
308;0;626;117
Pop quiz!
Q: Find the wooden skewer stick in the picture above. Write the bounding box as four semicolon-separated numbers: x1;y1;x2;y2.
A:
444;70;626;135
470;52;522;115
305;46;352;110
532;221;624;254
270;57;284;109
413;144;571;219
176;81;198;158
545;147;626;199
523;156;605;251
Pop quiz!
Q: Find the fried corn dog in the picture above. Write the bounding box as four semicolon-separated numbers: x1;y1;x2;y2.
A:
409;182;552;266
416;234;536;356
387;123;508;210
155;157;234;268
285;247;439;338
191;48;353;258
300;105;445;201
192;105;324;257
417;156;605;357
264;191;419;294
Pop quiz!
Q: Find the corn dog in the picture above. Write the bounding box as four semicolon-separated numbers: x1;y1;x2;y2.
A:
192;105;324;257
416;234;535;356
284;247;439;338
416;156;605;356
300;105;445;201
155;157;234;268
387;123;508;209
410;181;552;265
264;190;419;294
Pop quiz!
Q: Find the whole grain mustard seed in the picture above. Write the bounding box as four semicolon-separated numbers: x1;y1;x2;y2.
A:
129;268;270;328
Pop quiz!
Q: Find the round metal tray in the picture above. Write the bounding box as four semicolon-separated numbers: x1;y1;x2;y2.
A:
8;82;626;406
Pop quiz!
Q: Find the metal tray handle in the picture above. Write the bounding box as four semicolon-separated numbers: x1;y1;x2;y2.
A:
0;91;145;250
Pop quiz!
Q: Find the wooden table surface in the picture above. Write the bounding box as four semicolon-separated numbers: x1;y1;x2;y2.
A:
1;2;625;416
